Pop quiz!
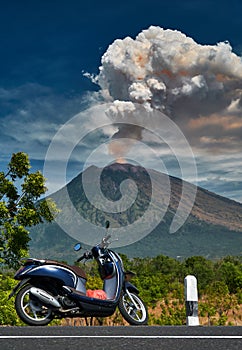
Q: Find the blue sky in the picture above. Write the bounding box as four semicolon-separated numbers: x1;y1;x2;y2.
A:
1;0;242;202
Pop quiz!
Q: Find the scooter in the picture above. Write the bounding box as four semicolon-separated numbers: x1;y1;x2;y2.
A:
9;221;148;326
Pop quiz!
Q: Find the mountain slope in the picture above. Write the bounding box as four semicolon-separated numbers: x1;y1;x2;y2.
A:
29;163;242;262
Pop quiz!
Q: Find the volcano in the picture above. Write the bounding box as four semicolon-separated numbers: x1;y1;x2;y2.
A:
29;163;242;262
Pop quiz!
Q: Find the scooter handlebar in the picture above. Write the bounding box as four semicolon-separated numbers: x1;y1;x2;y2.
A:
76;232;112;262
77;251;93;262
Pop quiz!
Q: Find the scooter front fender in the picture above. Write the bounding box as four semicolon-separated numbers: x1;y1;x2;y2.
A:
124;281;139;294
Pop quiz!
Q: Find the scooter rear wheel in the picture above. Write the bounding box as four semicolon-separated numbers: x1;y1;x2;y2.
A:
15;284;54;326
118;291;148;325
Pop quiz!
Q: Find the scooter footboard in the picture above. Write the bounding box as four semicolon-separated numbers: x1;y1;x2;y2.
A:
78;299;116;317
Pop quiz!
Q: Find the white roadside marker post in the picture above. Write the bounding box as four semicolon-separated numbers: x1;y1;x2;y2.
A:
184;275;199;326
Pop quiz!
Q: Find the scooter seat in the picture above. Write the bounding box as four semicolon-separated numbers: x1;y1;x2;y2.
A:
44;260;87;279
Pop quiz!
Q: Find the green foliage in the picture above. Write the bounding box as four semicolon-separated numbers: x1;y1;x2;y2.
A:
124;253;242;325
0;152;59;268
7;152;31;179
215;257;242;294
0;253;241;326
183;256;215;293
151;303;186;325
0;272;25;326
127;255;185;307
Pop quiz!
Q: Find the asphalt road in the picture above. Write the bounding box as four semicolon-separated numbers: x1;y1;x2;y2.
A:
0;326;241;350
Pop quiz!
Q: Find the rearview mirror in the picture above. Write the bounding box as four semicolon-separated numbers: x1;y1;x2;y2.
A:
74;243;82;251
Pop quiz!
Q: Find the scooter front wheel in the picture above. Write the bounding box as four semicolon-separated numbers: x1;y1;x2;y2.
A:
15;284;54;326
118;291;148;325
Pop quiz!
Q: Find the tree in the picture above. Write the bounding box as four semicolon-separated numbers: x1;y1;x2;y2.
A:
184;256;215;293
0;152;59;268
215;258;242;294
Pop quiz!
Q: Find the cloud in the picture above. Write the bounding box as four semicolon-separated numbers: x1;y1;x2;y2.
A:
186;113;242;154
196;153;242;202
95;26;242;153
98;26;242;104
188;114;242;131
93;26;242;156
0;83;86;159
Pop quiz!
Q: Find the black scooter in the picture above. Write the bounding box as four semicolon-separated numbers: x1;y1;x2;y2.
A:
9;221;148;326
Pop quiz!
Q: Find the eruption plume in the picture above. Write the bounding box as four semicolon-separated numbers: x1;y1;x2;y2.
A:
95;26;242;154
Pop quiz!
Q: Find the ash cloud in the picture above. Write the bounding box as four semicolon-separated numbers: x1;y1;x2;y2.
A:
95;26;242;154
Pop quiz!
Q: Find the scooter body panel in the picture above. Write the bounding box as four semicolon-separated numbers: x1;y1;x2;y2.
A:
15;264;78;289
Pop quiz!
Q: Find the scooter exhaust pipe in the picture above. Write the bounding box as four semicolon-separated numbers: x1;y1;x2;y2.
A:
30;287;61;308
